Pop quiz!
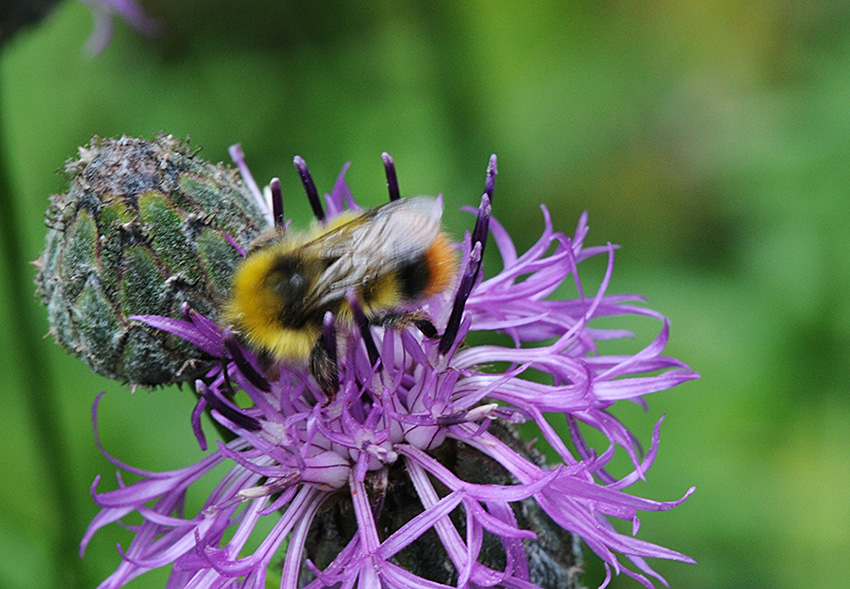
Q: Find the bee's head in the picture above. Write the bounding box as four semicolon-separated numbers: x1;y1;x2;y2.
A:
263;253;329;329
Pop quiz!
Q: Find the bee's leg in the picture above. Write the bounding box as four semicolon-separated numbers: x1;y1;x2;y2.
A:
256;350;281;382
310;338;339;398
310;312;340;399
413;318;438;338
374;310;438;339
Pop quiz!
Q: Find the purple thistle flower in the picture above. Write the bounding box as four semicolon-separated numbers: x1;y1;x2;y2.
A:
82;149;698;588
0;0;157;49
80;0;160;54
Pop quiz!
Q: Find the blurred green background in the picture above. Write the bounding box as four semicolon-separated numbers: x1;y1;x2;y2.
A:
2;1;849;587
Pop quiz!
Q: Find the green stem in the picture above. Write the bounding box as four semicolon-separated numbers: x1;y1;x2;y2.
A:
0;87;88;587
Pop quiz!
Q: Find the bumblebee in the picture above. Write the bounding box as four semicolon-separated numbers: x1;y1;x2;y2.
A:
224;195;457;389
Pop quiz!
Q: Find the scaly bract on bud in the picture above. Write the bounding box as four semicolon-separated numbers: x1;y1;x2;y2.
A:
36;135;267;386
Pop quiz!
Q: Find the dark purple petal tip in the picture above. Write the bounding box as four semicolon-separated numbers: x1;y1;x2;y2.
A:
293;155;325;221
485;154;497;202
382;152;400;201
346;290;380;369
223;330;271;393
270;177;284;227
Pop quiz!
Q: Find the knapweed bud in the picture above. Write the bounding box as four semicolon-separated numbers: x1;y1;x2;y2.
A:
36;135;267;386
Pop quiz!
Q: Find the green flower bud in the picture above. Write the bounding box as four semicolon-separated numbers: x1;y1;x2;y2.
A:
36;135;268;386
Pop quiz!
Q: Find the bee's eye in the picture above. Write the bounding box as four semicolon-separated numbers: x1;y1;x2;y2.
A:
288;273;305;291
275;272;306;299
269;271;307;305
266;256;309;306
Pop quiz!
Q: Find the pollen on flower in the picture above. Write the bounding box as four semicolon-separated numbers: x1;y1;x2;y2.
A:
80;146;697;589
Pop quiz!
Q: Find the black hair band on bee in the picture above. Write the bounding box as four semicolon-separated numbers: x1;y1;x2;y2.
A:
270;177;284;228
381;152;400;202
293;155;325;222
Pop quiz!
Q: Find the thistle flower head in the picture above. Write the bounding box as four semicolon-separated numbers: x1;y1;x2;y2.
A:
82;148;698;588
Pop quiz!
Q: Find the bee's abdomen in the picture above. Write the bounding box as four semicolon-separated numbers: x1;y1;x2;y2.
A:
396;253;431;301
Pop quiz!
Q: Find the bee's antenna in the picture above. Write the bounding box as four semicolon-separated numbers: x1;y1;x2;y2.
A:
270;177;284;228
293;156;325;222
381;152;400;201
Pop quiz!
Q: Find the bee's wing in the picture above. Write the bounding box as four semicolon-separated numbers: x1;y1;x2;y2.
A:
305;196;444;306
